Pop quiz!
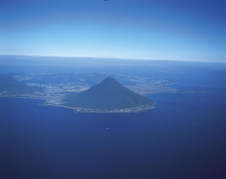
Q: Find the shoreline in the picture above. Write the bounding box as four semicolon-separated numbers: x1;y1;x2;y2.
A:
0;96;155;113
41;103;155;113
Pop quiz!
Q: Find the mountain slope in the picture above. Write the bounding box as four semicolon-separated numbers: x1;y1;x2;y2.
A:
63;77;155;112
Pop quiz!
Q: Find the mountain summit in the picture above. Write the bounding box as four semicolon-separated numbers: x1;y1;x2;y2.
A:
63;77;155;113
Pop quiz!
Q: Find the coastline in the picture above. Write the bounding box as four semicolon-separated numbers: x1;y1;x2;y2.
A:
1;95;155;113
41;103;155;113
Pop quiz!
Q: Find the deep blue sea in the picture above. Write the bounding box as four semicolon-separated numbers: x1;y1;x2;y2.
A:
1;63;226;179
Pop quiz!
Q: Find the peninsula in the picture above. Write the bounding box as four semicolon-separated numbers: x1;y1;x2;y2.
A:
62;77;155;113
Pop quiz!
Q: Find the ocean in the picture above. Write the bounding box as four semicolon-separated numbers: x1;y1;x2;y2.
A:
1;62;226;179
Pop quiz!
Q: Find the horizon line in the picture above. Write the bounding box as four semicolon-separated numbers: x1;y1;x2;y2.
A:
0;54;225;64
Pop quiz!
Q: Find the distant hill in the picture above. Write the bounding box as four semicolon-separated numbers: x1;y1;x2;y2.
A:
63;77;155;112
0;74;44;96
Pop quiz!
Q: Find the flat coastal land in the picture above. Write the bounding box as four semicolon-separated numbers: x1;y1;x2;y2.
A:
41;103;155;113
0;73;203;113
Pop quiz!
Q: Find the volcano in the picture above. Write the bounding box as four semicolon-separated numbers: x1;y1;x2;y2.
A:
63;77;155;113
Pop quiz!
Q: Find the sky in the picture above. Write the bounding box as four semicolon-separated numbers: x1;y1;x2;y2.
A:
0;0;226;62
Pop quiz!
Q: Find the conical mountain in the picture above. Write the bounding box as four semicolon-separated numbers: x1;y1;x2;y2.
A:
63;77;155;112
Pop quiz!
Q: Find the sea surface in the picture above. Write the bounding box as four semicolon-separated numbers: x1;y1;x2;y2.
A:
1;62;226;179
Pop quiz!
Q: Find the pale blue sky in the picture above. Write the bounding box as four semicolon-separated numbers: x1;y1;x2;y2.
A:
0;0;225;62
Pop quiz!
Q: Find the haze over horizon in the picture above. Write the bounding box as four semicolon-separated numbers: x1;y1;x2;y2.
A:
1;0;226;62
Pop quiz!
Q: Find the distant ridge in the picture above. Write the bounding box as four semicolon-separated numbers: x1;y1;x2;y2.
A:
63;77;155;113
